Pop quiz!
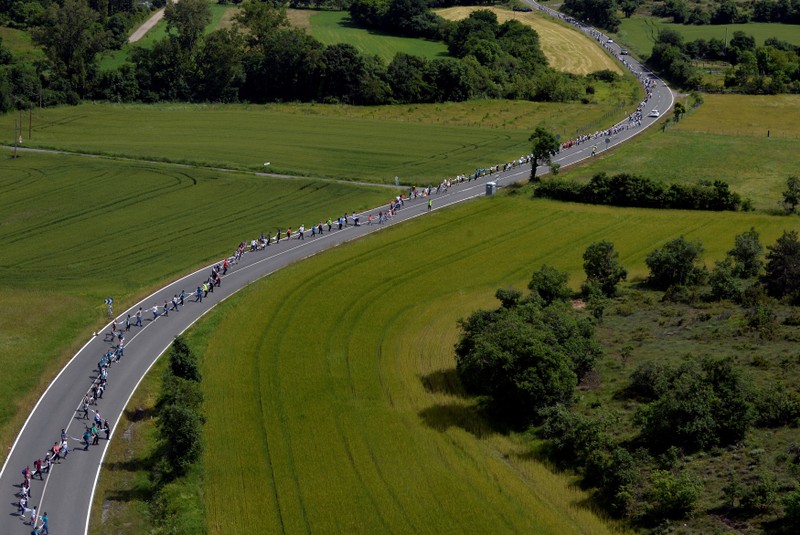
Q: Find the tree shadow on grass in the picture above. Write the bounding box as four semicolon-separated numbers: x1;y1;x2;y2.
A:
124;406;155;422
104;484;154;504
418;402;494;439
419;368;467;397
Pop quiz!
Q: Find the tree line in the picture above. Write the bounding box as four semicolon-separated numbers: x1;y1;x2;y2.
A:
535;171;747;211
454;229;800;527
649;27;800;94
0;0;608;109
655;0;800;25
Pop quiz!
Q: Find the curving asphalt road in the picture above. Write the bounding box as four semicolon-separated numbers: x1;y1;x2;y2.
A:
0;13;673;535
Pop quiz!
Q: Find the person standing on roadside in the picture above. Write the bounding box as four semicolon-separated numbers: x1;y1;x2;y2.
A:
428;199;432;212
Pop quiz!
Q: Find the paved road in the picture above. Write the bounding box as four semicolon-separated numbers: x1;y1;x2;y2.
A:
0;16;673;535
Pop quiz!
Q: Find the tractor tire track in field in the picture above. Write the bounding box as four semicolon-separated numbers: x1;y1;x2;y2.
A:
332;203;527;532
254;315;288;535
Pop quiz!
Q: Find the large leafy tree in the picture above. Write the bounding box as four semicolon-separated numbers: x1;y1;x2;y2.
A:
31;0;109;96
528;127;560;182
165;0;212;51
645;236;706;289
455;304;578;426
728;227;764;278
456;279;600;427
583;241;627;297
761;230;800;302
782;175;800;214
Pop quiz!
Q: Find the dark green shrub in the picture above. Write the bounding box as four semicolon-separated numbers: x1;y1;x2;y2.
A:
647;469;702;519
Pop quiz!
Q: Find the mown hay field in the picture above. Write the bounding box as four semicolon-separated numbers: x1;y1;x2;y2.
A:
6;99;637;184
0;150;390;464
436;6;622;75
617;16;800;57
562;93;800;211
195;193;794;534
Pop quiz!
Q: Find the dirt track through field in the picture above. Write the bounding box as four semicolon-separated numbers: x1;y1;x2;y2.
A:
128;0;177;43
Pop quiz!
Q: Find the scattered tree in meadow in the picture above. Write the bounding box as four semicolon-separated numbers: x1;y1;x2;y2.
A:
582;240;627;297
528;127;560;182
645;236;706;289
761;230;800;302
782;175;800;214
528;264;572;305
728;227;764;278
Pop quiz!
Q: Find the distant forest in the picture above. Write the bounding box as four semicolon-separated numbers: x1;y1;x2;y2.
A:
0;0;604;111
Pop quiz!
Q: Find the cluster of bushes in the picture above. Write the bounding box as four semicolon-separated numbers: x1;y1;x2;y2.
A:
560;0;623;32
649;27;800;93
455;266;602;428
155;336;204;479
455;234;800;526
645;227;800;311
535;172;746;211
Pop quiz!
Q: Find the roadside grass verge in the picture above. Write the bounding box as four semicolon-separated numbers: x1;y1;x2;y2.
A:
616;16;800;58
553;93;800;211
6;98;639;184
304;10;449;62
187;194;792;533
436;6;622;75
0;150;390;466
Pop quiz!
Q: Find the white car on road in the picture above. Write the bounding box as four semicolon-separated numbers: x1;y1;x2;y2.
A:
647;109;660;118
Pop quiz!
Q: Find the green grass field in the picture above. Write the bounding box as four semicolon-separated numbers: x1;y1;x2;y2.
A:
616;16;800;57
177;194;794;534
5;99;638;184
561;93;800;210
306;10;449;62
0;26;44;62
0;150;390;461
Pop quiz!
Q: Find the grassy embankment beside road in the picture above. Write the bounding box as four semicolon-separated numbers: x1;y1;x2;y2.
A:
560;93;800;211
92;192;797;534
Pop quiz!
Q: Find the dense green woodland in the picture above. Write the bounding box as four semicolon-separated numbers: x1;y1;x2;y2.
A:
456;229;800;531
0;0;610;111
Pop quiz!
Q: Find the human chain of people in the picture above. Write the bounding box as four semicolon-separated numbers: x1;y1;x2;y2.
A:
530;0;665;155
1;6;673;533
